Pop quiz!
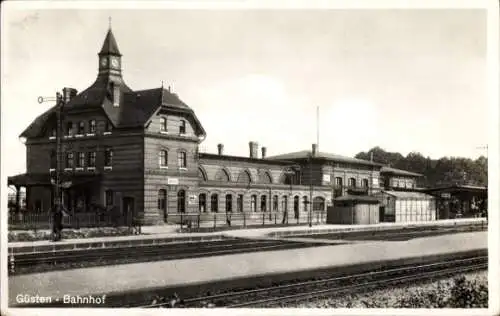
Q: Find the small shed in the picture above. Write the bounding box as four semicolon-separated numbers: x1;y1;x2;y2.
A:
375;190;436;223
327;195;380;225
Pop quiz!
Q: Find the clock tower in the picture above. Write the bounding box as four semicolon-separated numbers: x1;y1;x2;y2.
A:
98;27;122;77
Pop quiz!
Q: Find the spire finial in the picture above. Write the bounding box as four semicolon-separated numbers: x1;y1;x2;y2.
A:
161;80;164;88
108;16;112;29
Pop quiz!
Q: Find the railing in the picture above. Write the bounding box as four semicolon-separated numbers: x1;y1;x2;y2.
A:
8;212;128;230
168;211;327;231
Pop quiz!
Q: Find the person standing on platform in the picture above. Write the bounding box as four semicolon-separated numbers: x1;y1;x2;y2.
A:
52;205;63;241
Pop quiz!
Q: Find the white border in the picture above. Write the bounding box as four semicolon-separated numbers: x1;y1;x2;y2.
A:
1;1;498;316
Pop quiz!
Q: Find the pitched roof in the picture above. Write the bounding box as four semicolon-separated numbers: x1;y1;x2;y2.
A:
266;150;381;166
99;28;121;56
334;194;380;204
380;166;422;177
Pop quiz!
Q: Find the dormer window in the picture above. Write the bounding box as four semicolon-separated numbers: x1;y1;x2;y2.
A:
160;117;167;133
179;120;186;135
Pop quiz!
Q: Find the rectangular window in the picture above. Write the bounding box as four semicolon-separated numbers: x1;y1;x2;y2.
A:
335;177;343;186
89;120;96;134
65;152;74;168
76;152;85;168
88;152;96;167
105;190;114;206
77;121;85;135
66;122;73;136
104;121;112;133
179;120;186;134
178;152;187;168
160;117;167;132
159;150;168;167
104;148;113;167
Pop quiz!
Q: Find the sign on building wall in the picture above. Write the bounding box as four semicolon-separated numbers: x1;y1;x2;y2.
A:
188;195;197;205
372;178;379;186
167;178;179;185
323;174;331;183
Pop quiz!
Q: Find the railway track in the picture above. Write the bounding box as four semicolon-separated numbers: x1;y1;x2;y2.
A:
287;225;486;241
10;238;330;274
138;256;487;308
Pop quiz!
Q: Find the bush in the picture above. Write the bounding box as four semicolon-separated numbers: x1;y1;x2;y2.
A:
396;276;488;308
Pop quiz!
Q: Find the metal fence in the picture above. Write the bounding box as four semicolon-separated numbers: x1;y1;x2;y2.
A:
167;211;327;231
8;210;327;232
8;212;127;230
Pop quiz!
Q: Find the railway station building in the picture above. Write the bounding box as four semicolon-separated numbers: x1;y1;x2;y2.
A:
8;28;428;225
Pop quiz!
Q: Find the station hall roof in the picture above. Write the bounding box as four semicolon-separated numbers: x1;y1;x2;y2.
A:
380;166;422;177
266;151;382;167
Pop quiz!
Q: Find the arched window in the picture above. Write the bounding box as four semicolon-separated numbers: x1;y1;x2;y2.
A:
159;150;168;167
261;195;267;212
177;190;186;213
282;196;288;212
215;169;230;182
237;170;251;184
273;195;278;211
348;178;356;187
362;179;369;188
158;189;167;211
198;167;208;181
313;197;325;211
225;194;232;212
211;194;218;212
177;151;187;168
251;195;257;212
237;194;243;212
293;196;300;218
303;196;309;212
259;171;272;184
160;117;167;132
199;193;207;212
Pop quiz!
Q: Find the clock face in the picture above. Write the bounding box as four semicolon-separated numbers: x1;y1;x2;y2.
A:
111;57;120;68
100;57;108;67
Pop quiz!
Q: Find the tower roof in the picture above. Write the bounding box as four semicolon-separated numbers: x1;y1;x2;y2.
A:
99;28;121;56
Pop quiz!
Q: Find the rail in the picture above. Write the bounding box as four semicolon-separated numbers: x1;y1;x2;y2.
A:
139;256;487;308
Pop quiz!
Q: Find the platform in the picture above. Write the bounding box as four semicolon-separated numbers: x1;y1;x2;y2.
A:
8;231;486;306
8;218;485;254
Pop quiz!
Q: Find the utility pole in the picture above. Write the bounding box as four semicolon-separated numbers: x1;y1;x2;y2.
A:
309;153;313;227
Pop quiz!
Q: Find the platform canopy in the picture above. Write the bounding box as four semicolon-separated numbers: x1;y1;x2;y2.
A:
8;173;101;188
424;184;487;198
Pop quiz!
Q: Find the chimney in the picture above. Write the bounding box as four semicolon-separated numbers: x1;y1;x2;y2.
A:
312;143;317;157
261;147;267;159
249;141;259;158
62;87;78;103
217;143;224;155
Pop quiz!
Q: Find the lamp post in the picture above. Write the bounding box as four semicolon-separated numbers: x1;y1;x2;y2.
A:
38;91;66;240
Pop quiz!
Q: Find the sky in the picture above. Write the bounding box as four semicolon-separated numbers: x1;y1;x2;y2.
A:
1;4;491;177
